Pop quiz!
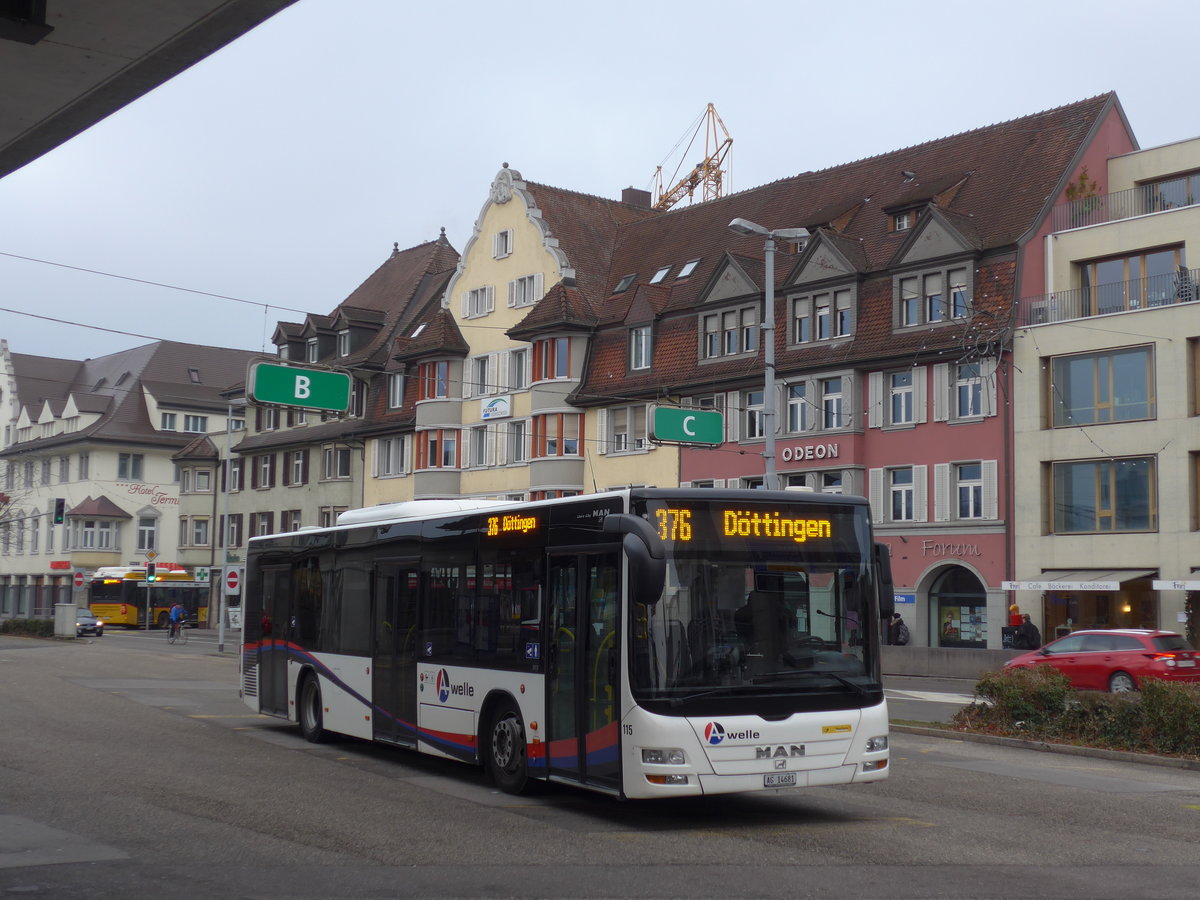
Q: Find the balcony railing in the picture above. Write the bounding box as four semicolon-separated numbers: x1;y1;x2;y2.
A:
1018;266;1199;327
1051;174;1200;232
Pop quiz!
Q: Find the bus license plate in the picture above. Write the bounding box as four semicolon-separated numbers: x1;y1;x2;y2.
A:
764;773;797;787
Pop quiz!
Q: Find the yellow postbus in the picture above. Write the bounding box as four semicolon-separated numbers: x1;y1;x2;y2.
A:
88;566;210;628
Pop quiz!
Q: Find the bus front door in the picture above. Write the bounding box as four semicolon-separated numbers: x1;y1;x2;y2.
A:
547;550;620;791
372;561;420;746
259;566;291;717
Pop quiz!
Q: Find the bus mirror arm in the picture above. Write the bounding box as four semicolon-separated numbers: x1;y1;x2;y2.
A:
602;514;666;607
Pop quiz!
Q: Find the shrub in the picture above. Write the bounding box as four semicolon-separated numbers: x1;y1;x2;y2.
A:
0;618;55;637
1139;680;1200;756
967;666;1071;729
952;668;1200;760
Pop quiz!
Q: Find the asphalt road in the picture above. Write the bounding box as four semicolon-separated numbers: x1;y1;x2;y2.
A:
2;632;1198;899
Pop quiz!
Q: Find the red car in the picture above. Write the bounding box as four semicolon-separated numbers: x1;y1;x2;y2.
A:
1004;629;1200;693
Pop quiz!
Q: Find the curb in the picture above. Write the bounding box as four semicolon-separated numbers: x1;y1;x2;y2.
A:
892;723;1200;771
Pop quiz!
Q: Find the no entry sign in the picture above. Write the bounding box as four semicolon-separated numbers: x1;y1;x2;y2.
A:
224;567;241;595
73;571;85;589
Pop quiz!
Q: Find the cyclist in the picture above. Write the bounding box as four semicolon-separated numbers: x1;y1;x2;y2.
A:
168;601;187;639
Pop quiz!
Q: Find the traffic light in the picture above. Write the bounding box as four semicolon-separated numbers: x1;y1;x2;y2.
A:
146;563;157;583
53;498;65;524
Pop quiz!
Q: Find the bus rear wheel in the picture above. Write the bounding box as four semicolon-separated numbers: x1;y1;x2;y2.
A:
156;611;168;628
298;674;328;743
486;699;528;794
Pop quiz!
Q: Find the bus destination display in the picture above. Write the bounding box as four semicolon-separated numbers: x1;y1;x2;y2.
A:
653;506;835;545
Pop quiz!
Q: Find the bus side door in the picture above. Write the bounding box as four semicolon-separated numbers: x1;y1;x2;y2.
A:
259;565;291;717
373;560;420;746
547;550;620;791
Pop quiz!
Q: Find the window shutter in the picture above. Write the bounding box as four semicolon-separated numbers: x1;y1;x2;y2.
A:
982;357;998;417
534;272;544;302
486;426;497;466
982;459;998;519
932;364;949;422
868;372;883;429
725;391;740;441
463;361;474;399
403;435;413;475
251;457;259;490
281;455;291;486
933;463;950;522
643;403;654;449
913;365;928;424
485;285;495;314
596;408;608;454
488;353;500;393
221;461;227;492
497;350;510;392
301;449;309;485
913;464;928;523
461;291;470;318
494;232;502;258
712;479;726;488
868;468;883;523
495;426;508;466
507;279;517;308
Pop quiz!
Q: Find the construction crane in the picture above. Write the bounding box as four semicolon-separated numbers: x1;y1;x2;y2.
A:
652;103;733;211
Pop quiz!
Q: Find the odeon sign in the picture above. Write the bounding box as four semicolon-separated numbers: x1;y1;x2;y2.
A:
779;442;839;463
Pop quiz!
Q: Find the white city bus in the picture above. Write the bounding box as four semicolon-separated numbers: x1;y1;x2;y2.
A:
240;488;893;798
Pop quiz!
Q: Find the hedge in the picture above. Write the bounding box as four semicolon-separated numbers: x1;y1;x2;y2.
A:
951;666;1200;760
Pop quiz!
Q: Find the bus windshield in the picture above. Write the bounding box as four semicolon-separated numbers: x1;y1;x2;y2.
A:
630;496;879;705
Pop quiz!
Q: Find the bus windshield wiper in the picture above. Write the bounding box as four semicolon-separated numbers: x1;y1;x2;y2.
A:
752;670;871;697
666;686;742;706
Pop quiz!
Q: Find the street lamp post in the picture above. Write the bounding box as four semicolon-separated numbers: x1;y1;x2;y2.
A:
728;217;810;491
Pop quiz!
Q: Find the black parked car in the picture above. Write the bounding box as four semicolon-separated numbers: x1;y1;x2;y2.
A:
75;610;104;637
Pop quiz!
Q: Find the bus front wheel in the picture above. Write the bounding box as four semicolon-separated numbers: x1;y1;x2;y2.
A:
298;674;328;743
486;699;528;794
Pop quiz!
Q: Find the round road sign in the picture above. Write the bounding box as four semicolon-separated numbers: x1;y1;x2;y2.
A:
73;571;85;589
224;568;241;594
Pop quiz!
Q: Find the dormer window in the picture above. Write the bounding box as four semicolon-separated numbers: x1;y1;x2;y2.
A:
337;329;350;357
891;210;914;232
614;274;637;294
677;259;700;279
306;338;319;363
649;265;671;284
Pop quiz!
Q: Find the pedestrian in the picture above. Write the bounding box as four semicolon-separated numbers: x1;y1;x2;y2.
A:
1013;613;1042;650
889;612;910;646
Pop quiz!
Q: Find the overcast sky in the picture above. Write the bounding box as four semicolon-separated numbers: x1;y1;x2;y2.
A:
2;0;1196;363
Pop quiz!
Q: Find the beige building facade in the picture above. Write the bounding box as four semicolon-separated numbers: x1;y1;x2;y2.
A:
1010;137;1200;641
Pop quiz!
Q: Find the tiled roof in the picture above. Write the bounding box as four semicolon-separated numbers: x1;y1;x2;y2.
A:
508;280;598;339
2;340;262;455
572;93;1120;402
392;307;469;361
68;495;131;518
172;435;219;460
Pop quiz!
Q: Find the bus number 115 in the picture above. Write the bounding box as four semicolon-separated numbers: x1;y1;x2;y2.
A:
654;508;693;542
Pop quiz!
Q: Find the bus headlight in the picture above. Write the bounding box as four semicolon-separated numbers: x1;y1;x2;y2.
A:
865;735;888;753
641;748;687;765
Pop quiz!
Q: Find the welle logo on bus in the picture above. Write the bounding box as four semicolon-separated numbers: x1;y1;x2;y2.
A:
653;506;834;544
433;668;474;704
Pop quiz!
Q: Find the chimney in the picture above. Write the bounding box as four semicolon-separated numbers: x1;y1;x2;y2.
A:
622;187;652;209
